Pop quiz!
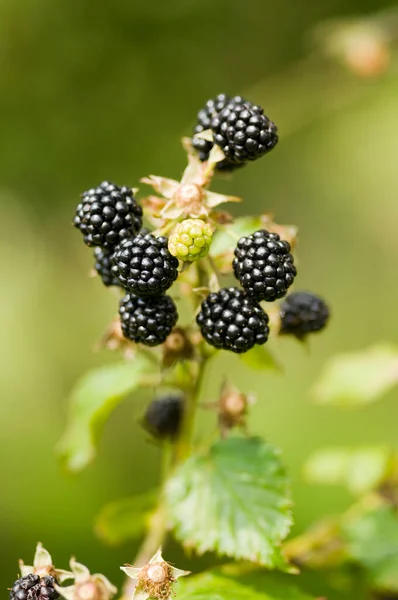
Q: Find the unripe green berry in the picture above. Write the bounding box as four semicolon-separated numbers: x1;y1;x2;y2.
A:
168;219;213;262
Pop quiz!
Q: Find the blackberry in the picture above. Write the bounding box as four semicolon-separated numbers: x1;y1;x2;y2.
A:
280;292;330;339
119;293;178;346
193;95;278;168
233;229;297;302
10;575;59;600
94;248;121;287
196;287;269;354
111;232;179;296
142;395;184;439
74;181;143;249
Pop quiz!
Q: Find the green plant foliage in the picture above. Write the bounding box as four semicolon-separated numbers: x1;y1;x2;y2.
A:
95;490;157;546
58;359;158;473
304;446;391;495
210;216;263;255
176;568;315;600
166;437;293;569
240;345;282;372
343;504;398;593
313;344;398;407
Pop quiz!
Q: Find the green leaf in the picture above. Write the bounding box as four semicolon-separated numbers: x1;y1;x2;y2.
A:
304;446;391;495
166;437;293;569
58;358;157;473
210;216;262;255
176;568;316;600
240;345;282;373
95;489;157;545
313;344;398;407
343;504;398;593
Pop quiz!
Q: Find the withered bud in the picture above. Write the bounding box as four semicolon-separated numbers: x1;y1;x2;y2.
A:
95;317;134;355
175;183;204;208
121;548;189;600
75;581;100;600
343;31;390;78
218;382;251;436
55;559;117;600
138;562;173;600
162;327;194;367
19;543;73;583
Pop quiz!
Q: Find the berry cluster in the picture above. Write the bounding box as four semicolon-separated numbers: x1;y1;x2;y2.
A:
73;94;330;353
74;182;179;346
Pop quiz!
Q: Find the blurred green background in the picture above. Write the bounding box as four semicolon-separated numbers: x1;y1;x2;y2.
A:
1;0;398;597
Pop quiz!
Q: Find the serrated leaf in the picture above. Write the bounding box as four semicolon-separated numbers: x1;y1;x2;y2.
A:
58;358;157;472
166;437;293;569
343;504;398;593
95;489;157;546
210;216;263;256
176;568;316;600
240;345;282;373
304;446;391;495
313;344;398;407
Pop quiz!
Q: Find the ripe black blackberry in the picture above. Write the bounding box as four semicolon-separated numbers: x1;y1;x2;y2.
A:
233;230;297;302
196;287;269;354
142;395;184;439
10;574;59;600
192;95;278;168
74;181;143;249
119;293;178;346
111;232;178;296
280;292;330;339
93;248;121;287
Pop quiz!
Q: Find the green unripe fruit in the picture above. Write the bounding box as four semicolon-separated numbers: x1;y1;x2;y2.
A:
168;219;213;262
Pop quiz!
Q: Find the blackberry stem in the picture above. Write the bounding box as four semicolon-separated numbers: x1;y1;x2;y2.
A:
175;357;207;462
123;262;209;598
175;261;208;461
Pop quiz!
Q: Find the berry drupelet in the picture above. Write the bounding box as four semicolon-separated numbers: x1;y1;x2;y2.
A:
119;293;178;346
10;575;59;600
111;232;179;296
142;395;184;439
233;229;297;302
280;292;330;339
74;181;143;249
193;95;278;169
93;248;121;287
196;287;269;354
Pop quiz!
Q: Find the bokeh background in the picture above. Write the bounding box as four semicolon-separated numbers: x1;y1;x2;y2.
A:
1;0;398;598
